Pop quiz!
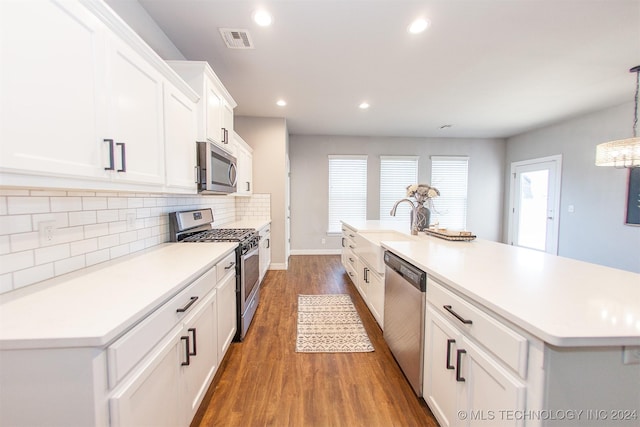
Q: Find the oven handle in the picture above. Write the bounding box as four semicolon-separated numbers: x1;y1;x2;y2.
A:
243;245;259;258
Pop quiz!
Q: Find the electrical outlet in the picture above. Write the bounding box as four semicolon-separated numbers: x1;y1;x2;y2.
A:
38;220;57;244
321;238;326;244
623;346;640;365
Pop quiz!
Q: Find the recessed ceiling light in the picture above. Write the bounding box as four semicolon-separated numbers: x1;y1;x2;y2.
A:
408;18;430;34
276;99;287;107
253;9;273;26
359;102;370;109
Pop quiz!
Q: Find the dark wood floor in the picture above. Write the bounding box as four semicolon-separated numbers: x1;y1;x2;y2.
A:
192;255;439;427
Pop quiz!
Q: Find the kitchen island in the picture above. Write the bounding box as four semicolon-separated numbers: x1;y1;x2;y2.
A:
342;220;640;426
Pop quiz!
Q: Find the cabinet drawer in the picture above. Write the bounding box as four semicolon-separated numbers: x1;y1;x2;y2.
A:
216;250;236;282
107;266;217;388
427;278;528;377
345;262;358;284
345;248;358;269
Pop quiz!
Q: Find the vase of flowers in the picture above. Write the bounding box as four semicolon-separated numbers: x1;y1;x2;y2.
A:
406;184;439;232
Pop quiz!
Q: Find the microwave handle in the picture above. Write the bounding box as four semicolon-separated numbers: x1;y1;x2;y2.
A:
228;163;238;186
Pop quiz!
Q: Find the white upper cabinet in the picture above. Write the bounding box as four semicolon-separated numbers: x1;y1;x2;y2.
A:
167;61;237;153
164;82;198;193
106;35;165;185
0;0;199;193
233;132;253;196
0;0;109;181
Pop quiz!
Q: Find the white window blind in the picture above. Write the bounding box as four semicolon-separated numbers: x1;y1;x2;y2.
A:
379;156;418;222
328;155;367;233
430;156;469;230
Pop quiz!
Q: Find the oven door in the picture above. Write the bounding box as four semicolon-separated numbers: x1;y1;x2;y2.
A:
240;245;260;313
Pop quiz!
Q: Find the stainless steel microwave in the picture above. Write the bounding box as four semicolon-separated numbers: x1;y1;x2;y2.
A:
196;141;237;194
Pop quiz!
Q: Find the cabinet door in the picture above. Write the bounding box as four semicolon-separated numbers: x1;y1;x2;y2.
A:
164;81;197;193
366;268;384;328
110;326;182;427
424;306;461;427
217;272;237;360
0;0;108;180
107;35;164;185
259;228;271;282
181;290;218;424
356;259;368;299
205;81;223;145
460;337;526;427
221;101;234;145
235;145;253;196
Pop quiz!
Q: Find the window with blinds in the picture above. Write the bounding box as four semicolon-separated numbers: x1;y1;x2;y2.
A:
328;155;367;233
430;156;469;230
379;156;419;222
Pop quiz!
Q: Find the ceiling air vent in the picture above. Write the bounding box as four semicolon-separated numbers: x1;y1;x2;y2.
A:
219;28;254;49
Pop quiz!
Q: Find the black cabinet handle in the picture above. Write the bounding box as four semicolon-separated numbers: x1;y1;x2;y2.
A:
181;336;190;366
266;238;270;249
246;181;250;192
364;268;369;283
176;296;198;313
116;142;126;172
443;305;473;325
224;262;236;270
456;349;467;382
341;237;346;248
188;328;197;356
446;339;456;370
104;139;115;170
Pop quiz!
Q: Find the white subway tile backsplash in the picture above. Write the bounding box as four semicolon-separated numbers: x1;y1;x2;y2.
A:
0;215;32;235
51;197;82;212
13;263;54;289
82;197;108;210
0;190;264;294
54;255;85;276
8;197;49;215
70;238;98;256
35;243;70;265
69;211;97;226
0;251;34;275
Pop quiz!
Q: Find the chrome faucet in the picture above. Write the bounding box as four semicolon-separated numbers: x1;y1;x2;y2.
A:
390;198;418;235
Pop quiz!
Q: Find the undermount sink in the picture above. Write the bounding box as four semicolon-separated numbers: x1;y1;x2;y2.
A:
355;231;417;274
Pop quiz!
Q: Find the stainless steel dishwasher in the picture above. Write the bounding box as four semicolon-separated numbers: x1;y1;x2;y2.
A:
383;250;427;396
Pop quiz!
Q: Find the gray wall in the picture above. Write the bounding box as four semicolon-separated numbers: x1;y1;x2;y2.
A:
235;117;290;269
505;102;640;272
289;135;506;253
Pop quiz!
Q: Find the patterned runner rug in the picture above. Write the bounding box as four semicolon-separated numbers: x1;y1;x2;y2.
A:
296;294;374;353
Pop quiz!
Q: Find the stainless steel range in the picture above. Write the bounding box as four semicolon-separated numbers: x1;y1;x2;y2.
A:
169;208;260;341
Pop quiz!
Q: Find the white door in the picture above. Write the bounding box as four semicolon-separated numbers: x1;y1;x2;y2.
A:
508;156;562;254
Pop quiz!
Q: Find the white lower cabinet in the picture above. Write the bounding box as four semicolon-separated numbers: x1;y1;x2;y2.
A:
181;290;218;424
109;326;183;427
424;306;526;427
364;265;384;328
258;224;271;283
216;263;237;360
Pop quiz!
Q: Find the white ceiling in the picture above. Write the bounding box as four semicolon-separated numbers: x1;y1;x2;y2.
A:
135;0;640;139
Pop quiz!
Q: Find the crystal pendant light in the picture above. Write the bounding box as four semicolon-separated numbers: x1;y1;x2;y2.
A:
595;66;640;168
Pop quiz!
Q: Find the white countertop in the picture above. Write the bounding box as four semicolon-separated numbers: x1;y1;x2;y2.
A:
0;243;237;350
343;220;640;347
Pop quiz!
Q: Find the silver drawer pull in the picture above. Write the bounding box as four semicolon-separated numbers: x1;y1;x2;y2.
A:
176;296;198;313
443;305;473;324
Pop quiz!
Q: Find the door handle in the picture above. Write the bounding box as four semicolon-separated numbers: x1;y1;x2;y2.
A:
456;349;467;382
446;339;456;370
181;336;190;366
104;139;115;170
116;142;126;172
188;328;197;356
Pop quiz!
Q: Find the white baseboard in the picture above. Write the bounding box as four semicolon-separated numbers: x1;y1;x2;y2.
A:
267;262;287;270
289;249;342;256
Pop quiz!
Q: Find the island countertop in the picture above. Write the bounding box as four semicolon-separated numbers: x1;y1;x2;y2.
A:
343;220;640;347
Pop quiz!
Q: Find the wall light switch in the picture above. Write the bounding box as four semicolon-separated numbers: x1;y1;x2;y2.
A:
623;346;640;365
126;213;137;230
568;205;575;213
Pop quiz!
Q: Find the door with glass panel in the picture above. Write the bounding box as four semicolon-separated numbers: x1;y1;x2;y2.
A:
508;156;562;254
